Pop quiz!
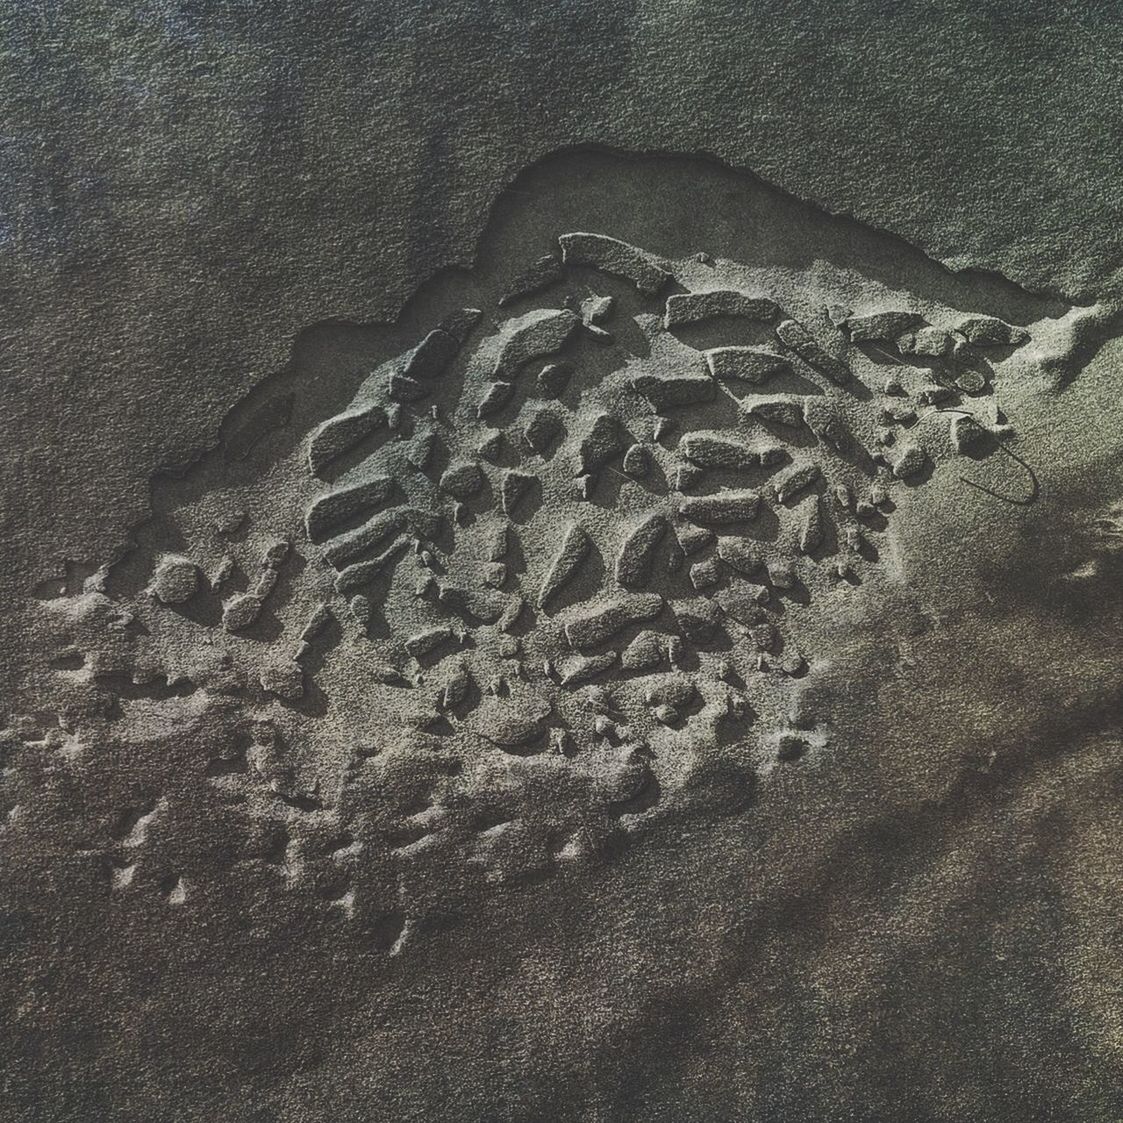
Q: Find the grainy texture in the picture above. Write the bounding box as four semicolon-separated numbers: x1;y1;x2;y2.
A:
2;4;1123;1122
